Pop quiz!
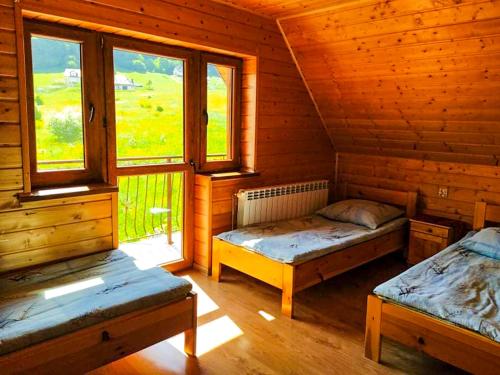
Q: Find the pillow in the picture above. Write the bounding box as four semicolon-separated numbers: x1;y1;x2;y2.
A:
316;199;404;230
461;227;500;260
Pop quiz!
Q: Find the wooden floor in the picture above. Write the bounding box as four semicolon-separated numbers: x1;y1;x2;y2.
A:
90;253;466;375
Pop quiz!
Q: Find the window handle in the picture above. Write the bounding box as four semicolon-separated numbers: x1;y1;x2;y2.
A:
89;104;95;124
202;109;209;126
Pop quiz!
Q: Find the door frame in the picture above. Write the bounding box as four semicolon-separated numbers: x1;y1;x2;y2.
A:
103;35;197;271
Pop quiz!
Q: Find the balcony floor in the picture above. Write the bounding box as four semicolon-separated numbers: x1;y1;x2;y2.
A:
119;231;182;269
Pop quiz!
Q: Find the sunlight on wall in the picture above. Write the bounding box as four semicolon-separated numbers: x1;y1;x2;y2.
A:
44;277;104;299
181;275;219;317
168;315;243;357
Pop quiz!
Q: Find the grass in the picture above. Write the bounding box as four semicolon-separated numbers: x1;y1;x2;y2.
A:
34;70;229;243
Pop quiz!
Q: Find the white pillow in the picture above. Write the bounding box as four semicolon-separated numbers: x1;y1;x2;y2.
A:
461;227;500;260
316;199;404;229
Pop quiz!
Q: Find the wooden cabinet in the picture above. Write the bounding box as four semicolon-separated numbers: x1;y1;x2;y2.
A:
408;216;467;265
194;172;259;274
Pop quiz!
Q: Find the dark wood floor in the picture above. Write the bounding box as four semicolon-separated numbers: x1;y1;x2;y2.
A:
91;253;466;374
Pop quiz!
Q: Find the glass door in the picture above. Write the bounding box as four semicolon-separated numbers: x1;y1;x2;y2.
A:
103;36;195;271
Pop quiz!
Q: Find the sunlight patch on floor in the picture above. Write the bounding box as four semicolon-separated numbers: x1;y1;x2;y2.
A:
168;315;243;357
181;275;219;317
258;310;276;321
120;232;182;270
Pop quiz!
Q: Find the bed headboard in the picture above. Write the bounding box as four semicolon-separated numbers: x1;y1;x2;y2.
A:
339;183;417;218
473;202;500;230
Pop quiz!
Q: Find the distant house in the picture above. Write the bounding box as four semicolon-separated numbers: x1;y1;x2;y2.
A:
114;74;137;90
63;69;137;90
63;68;81;86
173;65;183;77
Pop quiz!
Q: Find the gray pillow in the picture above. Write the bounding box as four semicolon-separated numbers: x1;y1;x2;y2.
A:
316;199;404;230
461;227;500;260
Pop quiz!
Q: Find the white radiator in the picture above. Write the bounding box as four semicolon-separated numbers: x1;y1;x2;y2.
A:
236;180;329;227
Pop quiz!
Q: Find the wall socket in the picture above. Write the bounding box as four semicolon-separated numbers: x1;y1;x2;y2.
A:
438;186;449;198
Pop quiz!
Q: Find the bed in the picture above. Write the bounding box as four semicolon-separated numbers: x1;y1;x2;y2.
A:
365;202;500;374
212;183;417;318
0;249;197;374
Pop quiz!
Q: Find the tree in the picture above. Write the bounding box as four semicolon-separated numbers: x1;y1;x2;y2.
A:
132;59;147;73
48;112;82;143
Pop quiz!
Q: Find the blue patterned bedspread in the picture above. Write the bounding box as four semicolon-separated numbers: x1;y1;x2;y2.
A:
374;232;500;343
217;215;407;264
0;250;192;355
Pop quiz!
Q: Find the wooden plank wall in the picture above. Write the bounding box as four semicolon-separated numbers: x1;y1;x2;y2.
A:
278;0;500;166
0;0;115;272
1;0;334;272
338;152;500;225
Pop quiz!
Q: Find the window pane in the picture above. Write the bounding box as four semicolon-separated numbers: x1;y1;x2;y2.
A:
113;49;185;167
207;63;233;161
31;36;85;171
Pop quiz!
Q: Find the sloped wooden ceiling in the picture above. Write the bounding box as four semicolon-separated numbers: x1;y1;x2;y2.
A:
215;0;347;18
223;0;500;166
279;0;500;166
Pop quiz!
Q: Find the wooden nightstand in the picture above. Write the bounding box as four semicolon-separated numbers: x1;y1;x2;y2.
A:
408;215;468;265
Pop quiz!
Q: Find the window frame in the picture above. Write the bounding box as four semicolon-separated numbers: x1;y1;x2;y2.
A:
23;20;106;187
102;35;197;183
23;20;244;190
199;53;242;172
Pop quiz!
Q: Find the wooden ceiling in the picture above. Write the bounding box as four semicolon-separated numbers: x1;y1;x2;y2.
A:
214;0;347;18
220;0;500;166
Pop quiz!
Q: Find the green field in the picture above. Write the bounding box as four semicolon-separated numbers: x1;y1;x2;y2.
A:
34;70;229;242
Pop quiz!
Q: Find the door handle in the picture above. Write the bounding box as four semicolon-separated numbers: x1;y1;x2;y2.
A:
89;103;95;124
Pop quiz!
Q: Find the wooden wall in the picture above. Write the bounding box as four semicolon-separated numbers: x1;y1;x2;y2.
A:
0;0;334;272
278;0;500;166
0;0;115;272
338;152;500;225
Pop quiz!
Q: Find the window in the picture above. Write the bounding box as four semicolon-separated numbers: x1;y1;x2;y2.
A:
111;47;186;168
24;21;105;187
200;54;242;171
24;20;243;189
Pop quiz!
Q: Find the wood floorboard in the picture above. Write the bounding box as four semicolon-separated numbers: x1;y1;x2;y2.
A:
89;253;466;374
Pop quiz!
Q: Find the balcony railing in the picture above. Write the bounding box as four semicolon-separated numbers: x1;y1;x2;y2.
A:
38;154;225;244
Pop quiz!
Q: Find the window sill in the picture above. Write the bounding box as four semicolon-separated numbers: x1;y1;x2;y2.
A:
197;170;260;181
17;183;118;203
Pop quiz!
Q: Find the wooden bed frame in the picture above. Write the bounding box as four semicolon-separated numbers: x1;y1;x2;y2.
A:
0;291;197;374
365;201;500;374
212;183;417;318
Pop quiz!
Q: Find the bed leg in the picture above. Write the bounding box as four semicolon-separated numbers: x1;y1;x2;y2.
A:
211;239;222;282
364;295;382;362
184;292;197;357
281;265;295;318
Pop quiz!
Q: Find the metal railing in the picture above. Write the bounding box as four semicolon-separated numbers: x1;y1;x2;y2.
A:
119;171;182;244
38;154;225;244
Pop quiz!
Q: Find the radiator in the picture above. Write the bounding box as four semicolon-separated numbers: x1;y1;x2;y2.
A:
236;180;329;227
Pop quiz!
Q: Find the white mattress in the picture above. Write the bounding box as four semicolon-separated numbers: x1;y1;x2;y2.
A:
216;214;408;264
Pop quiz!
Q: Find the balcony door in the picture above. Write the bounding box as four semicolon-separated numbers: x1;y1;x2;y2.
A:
103;36;196;271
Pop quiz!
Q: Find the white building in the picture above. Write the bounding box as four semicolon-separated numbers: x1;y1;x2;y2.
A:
63;68;81;86
63;69;136;90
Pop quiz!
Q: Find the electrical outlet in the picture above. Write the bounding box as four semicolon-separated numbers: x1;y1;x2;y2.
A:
438;186;448;198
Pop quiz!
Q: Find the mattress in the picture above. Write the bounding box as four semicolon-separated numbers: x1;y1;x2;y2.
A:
0;250;192;355
374;232;500;343
216;214;408;264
